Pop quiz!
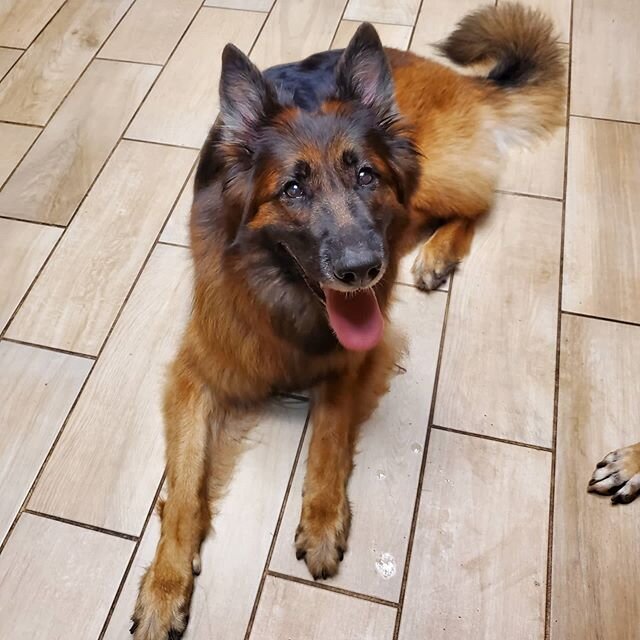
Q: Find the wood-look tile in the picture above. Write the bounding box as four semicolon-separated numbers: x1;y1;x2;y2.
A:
344;0;420;27
270;287;446;601
99;0;202;65
0;0;65;48
332;20;413;50
250;576;396;639
411;0;488;58
7;140;195;355
0;123;39;187
103;402;307;639
28;244;193;535
498;44;568;200
0;47;21;80
571;0;640;122
0;218;60;332
0;0;134;125
398;430;550;640
563;117;640;324
204;0;272;10
434;194;561;447
0;513;133;639
250;0;346;68
0;342;91;544
0;60;159;225
127;8;265;148
551;314;640;640
160;164;195;247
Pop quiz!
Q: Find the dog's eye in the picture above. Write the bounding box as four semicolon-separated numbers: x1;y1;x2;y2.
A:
357;167;375;187
283;180;303;199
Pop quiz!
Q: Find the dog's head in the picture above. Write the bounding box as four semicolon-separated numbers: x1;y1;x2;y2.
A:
215;25;420;351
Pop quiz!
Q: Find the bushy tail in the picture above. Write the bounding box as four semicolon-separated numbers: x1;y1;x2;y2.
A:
438;2;566;147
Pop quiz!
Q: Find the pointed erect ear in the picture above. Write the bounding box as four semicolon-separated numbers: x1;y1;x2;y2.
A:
219;44;277;145
336;23;397;122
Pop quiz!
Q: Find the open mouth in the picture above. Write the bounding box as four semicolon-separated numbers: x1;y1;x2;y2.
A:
279;243;384;352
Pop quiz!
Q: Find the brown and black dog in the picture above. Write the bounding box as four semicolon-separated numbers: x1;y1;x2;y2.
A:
131;4;566;638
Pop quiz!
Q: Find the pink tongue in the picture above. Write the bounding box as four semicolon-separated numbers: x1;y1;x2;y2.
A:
324;288;384;351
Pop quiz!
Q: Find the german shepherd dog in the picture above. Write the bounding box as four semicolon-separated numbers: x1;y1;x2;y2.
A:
131;4;566;637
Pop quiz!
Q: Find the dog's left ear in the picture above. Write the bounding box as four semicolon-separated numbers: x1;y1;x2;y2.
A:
336;23;397;122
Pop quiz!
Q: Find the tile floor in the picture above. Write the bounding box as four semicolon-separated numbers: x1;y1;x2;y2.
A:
0;1;638;638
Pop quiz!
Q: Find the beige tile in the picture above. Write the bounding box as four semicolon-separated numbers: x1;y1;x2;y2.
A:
344;0;420;27
7;140;195;355
398;430;550;640
504;0;570;43
498;44;568;200
28;244;192;535
0;0;65;48
0;218;60;332
160;164;195;247
0;513;133;639
332;20;413;50
434;194;561;447
250;0;346;68
0;60;159;225
0;342;91;543
100;0;202;65
563;117;640;324
127;8;265;148
0;47;21;79
411;0;488;57
250;576;396;639
204;0;272;9
0;0;134;125
551;314;640;640
0;123;39;188
270;287;446;601
571;0;640;122
103;402;307;639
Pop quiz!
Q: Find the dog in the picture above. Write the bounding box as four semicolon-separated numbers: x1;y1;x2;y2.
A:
589;443;640;504
131;4;566;638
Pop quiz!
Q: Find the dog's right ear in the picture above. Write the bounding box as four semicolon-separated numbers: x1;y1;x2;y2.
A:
219;44;276;147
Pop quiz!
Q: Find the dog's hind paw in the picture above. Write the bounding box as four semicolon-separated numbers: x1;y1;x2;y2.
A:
588;442;640;504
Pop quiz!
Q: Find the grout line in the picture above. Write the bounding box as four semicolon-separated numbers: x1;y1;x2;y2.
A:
95;56;163;67
0;337;96;360
0;357;97;555
406;0;427;51
570;113;640;127
393;270;453;639
97;473;167;640
122;136;200;151
266;571;399;609
495;188;563;202
157;239;189;249
23;509;138;541
0;118;41;129
394;280;448;293
243;409;311;639
328;0;352;49
431;425;553;454
0;45;26;52
18;0;69;49
561;309;640;330
544;1;574;635
0;214;63;228
200;3;272;13
0;48;23;82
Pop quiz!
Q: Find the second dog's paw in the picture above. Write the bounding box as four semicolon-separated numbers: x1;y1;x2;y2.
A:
588;443;640;504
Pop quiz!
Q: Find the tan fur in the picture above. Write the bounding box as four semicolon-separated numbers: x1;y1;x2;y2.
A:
589;443;640;504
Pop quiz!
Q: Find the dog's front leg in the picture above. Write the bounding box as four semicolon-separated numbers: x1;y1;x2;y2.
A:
131;353;221;640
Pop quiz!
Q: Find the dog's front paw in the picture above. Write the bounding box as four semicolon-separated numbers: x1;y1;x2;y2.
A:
131;561;194;640
411;247;456;291
295;499;351;580
588;443;640;504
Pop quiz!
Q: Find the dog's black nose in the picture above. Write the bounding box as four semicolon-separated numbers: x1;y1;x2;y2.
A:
333;250;383;288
